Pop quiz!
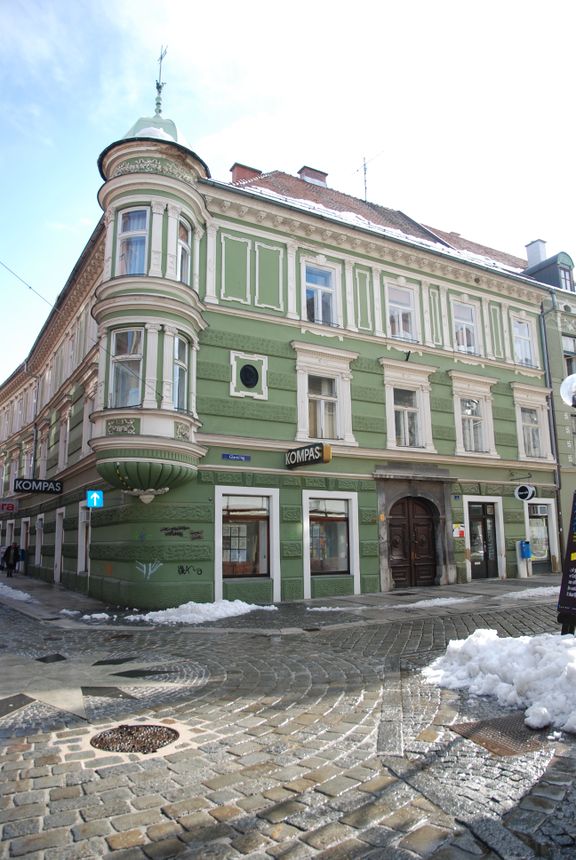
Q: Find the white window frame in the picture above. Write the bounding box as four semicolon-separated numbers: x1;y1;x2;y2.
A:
512;383;554;462
116;207;149;276
109;328;144;408
559;267;574;292
214;486;280;603
77;502;91;577
380;359;436;452
511;316;538;368
34;515;44;567
173;335;189;411
292;341;358;446
302;490;360;600
177;218;192;285
462;495;506;581
301;260;341;328
451;298;482;355
230;351;269;400
449;371;498;457
385;281;419;342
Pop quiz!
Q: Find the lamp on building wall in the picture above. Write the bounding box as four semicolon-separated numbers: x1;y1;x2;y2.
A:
123;487;170;504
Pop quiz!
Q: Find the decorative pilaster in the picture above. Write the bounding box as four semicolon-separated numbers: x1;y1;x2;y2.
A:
103;207;115;281
192;230;202;294
204;222;218;303
287;241;298;319
166;204;180;280
95;326;107;411
148;201;165;277
344;260;357;331
143;324;161;409
372;268;384;337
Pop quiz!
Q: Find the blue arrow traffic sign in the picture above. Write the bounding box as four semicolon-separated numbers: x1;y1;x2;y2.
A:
86;490;104;508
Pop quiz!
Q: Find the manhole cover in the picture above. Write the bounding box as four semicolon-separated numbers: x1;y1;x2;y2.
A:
90;724;179;754
450;712;546;756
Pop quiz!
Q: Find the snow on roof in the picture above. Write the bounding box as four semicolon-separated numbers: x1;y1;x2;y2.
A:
241;182;526;276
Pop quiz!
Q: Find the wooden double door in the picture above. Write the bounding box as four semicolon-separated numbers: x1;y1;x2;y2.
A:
389;497;436;587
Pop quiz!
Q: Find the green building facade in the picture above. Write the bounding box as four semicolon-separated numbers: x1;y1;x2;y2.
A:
0;109;573;608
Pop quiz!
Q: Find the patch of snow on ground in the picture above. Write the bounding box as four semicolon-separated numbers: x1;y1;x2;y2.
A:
388;597;477;609
81;613;111;622
307;606;352;612
125;599;278;626
423;628;576;732
0;583;33;602
498;586;560;600
59;609;81;616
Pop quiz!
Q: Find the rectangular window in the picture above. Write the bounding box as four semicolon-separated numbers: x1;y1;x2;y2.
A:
111;329;143;408
453;301;479;354
309;498;349;575
461;397;485;452
563;336;576;376
178;220;191;285
222;495;269;578
308;376;337;439
521;407;542;458
560;267;574;292
173;336;188;411
117;209;148;276
513;319;535;366
388;286;417;340
393;388;419;447
306;265;334;326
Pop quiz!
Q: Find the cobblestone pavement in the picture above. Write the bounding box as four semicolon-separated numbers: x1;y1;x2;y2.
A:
0;576;575;858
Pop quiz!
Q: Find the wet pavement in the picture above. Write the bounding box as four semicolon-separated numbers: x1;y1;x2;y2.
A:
0;573;574;859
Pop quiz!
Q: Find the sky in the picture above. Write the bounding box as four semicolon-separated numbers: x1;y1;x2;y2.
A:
1;0;575;384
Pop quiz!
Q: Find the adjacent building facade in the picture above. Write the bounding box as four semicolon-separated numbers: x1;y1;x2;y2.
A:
0;106;574;608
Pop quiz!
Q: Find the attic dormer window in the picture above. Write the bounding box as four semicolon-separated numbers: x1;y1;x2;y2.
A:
559;266;574;292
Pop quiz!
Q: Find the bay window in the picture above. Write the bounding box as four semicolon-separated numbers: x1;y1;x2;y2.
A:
173;335;189;411
178;219;192;285
117;209;148;276
110;329;143;408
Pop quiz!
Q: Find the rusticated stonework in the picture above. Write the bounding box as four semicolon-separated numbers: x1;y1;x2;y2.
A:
281;541;302;558
90;542;212;561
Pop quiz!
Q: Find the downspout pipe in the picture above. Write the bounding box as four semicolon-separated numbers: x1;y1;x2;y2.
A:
539;291;564;558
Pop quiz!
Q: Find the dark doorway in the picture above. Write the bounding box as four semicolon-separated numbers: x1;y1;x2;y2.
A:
389;497;436;587
468;502;498;579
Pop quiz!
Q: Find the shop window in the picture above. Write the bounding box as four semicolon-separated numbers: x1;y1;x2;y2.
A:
222;495;270;578
117;208;148;275
110;329;143;408
309;497;350;575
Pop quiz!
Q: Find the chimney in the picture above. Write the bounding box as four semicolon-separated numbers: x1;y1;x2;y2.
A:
298;166;328;187
525;239;547;268
230;163;262;184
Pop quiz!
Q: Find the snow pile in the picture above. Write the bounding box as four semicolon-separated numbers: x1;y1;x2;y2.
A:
0;583;33;602
423;629;576;732
81;613;111;622
387;597;476;610
59;609;81;617
125;599;278;626
500;587;560;601
307;606;351;612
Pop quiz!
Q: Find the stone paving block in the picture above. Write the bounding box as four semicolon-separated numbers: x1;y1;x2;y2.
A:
503;807;548;833
80;798;131;821
141;837;188;858
111;809;166;832
313;837;371;858
399;824;453;856
209;803;243;822
264;821;304;842
283;778;317;794
259;800;308;823
231;830;272;854
266;839;315;859
45;839;111;860
9;826;71;856
518;795;557;813
302;821;356;849
71;818;113;840
50;785;83;801
315;776;360;797
340;798;392;829
379;804;428;832
357;773;397;794
1;817;41;839
106;828;147;850
0;801;45;824
236;794;269;812
263;787;297;803
44;810;78;829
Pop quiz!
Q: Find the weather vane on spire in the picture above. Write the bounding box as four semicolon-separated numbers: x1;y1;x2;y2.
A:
155;46;167;116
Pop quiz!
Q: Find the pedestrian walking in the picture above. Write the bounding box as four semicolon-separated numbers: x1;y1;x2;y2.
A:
2;543;19;577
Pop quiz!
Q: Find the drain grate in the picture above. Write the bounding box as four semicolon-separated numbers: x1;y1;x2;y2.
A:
90;723;179;754
450;711;546;756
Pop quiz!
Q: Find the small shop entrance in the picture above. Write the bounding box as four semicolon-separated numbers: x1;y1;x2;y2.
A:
528;503;552;574
468;502;498;579
389;497;436;587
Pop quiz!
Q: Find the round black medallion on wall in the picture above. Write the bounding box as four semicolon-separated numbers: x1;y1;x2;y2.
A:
240;364;259;388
